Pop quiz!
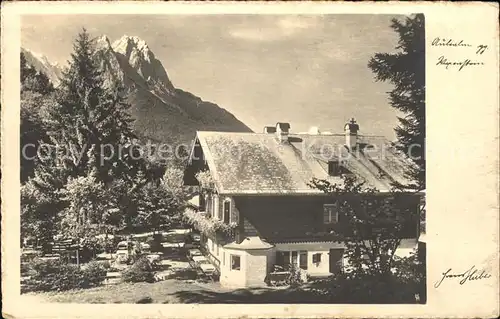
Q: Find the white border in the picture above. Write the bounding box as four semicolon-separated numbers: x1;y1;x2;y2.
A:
2;1;499;318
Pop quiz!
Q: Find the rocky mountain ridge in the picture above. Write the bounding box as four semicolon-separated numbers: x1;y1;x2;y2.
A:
22;35;252;145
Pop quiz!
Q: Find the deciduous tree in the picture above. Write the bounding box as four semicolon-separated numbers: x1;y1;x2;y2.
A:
309;175;419;277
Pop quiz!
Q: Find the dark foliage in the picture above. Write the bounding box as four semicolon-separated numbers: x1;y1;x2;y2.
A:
309;175;420;277
20;52;55;182
122;256;155;283
368;14;425;189
23;258;106;292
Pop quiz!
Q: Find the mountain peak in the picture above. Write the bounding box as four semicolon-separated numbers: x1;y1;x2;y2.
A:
112;35;151;57
110;34;173;89
21;47;63;86
95;35;112;51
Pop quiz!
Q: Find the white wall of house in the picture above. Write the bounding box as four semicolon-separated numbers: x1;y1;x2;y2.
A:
273;242;346;277
306;250;332;276
394;238;418;258
216;239;418;287
220;248;246;288
206;237;224;268
245;250;269;287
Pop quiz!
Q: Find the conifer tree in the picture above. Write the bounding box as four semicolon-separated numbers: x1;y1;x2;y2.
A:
21;52;54;94
21;149;70;249
20;52;55;181
49;28;141;184
368;14;425;189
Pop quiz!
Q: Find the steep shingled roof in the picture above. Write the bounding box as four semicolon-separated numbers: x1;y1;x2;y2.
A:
193;131;415;194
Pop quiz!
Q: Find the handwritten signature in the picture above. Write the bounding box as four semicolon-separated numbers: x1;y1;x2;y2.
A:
436;56;485;71
434;265;492;288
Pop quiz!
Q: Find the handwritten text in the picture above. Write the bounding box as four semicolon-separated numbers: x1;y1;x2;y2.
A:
434;265;492;288
436;56;485;71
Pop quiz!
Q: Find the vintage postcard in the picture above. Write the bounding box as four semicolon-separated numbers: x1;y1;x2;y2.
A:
1;1;499;318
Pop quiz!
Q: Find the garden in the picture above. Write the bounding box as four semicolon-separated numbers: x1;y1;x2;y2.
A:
20;228;213;294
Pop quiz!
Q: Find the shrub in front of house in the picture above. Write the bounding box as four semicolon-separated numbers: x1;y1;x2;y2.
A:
122;256;155;283
22;258;107;292
82;260;108;286
265;265;306;287
286;265;306;287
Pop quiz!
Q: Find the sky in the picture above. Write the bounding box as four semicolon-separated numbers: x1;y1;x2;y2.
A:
21;14;408;139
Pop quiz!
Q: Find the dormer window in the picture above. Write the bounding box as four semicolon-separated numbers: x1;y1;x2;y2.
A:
328;160;341;176
323;204;338;224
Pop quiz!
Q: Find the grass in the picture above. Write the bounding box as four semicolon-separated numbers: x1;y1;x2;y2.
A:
21;278;421;304
21;279;326;304
22;279;230;304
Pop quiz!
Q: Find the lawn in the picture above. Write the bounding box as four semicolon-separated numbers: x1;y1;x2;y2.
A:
21;279;326;304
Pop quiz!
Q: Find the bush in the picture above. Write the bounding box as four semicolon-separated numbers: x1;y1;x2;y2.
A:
286;265;306;287
96;260;111;269
122;257;155;283
82;260;108;286
265;265;306;287
23;258;106;292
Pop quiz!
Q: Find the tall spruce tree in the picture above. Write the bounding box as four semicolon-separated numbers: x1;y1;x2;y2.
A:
49;28;141;184
22;29;146;245
368;14;425;189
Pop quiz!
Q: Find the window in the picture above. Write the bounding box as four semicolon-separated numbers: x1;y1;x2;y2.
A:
276;251;285;267
328;160;341;176
206;195;212;216
312;253;322;264
199;194;206;211
231;255;240;270
299;251;308;270
223;252;225;266
211;240;214;252
223;200;231;224
216;244;219;255
323;204;338;224
276;251;308;270
291;251;298;266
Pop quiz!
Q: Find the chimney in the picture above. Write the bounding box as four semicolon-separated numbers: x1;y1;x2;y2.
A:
263;126;277;134
344;118;359;150
276;122;291;143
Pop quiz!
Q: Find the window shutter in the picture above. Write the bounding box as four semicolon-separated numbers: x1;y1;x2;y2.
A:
223;200;231;223
328;161;340;176
199;195;206;211
207;195;212;216
299;251;308;270
276;251;285;267
216;196;222;220
283;251;291;267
